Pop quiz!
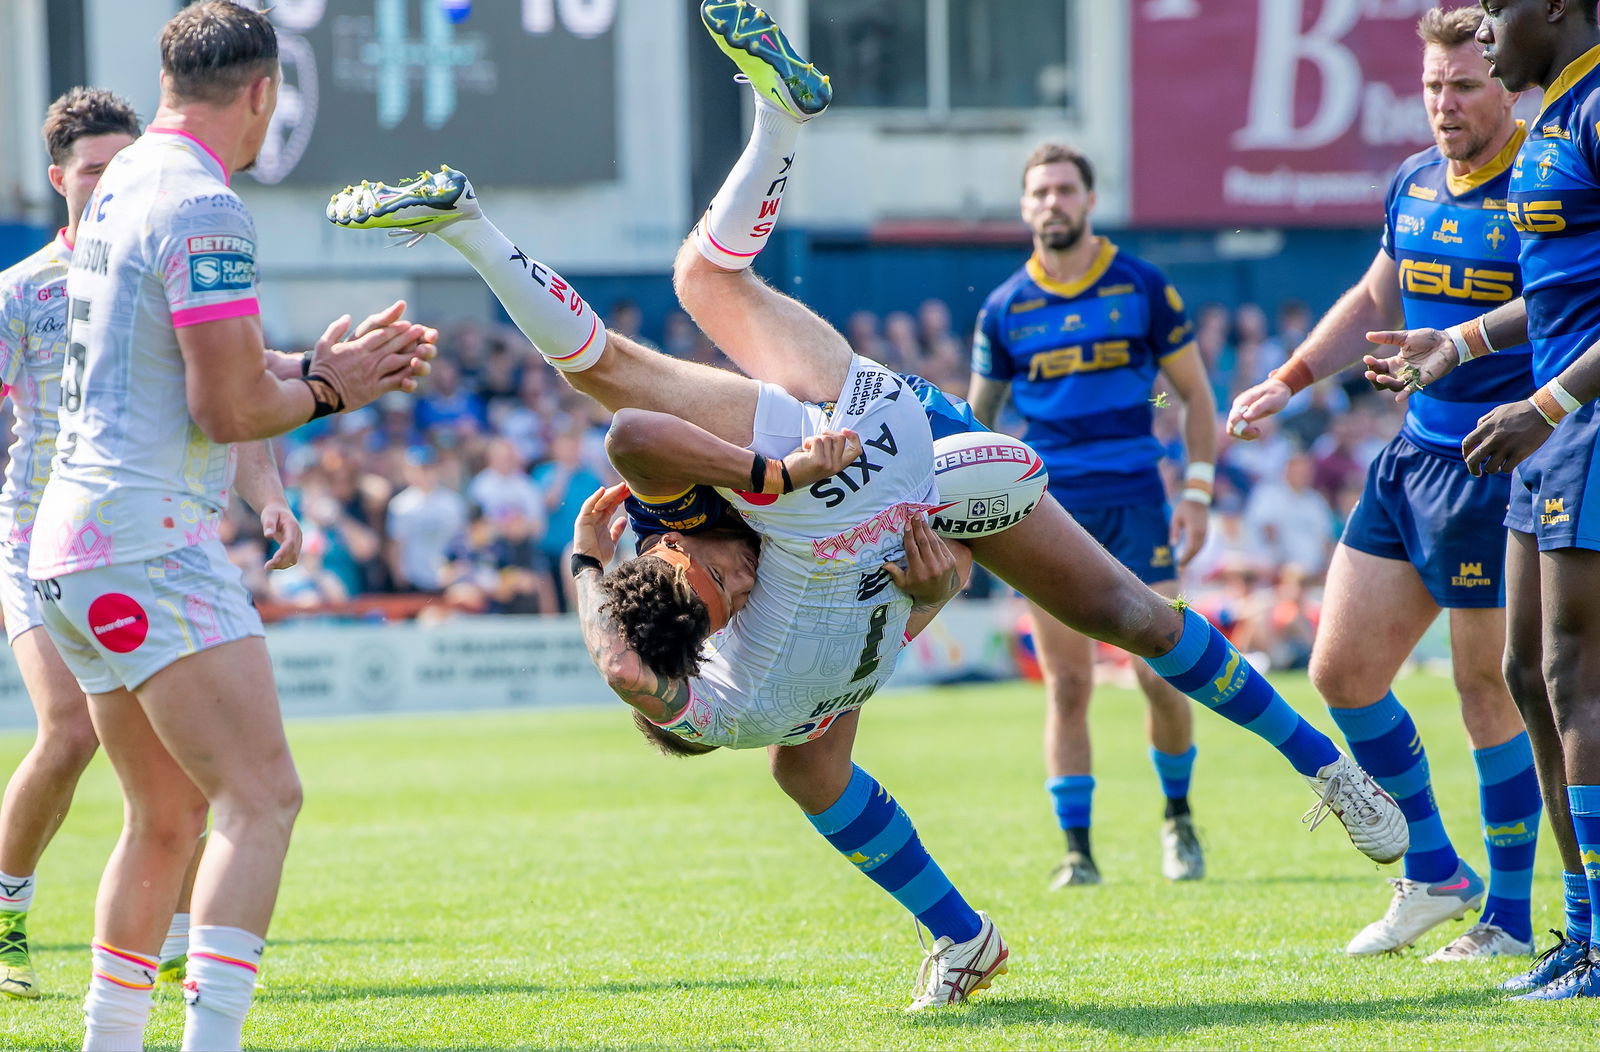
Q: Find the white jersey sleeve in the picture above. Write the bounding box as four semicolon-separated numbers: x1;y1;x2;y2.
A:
0;235;72;546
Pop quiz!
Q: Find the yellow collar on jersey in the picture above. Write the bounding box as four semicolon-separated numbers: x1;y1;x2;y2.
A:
1446;120;1526;198
1026;238;1118;300
1537;42;1600;125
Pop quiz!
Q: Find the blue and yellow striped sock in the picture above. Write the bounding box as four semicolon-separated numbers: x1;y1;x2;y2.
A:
1473;734;1539;943
1150;746;1197;802
806;765;981;943
1144;608;1339;777
1045;775;1094;832
1565;785;1600;942
1328;693;1459;883
1563;870;1592;945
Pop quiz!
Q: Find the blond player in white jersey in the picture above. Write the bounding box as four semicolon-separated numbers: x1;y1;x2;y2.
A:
28;7;434;1051
0;88;306;1003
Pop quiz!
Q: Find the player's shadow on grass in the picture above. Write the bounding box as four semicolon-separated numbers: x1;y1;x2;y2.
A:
910;990;1499;1033
259;976;804;1002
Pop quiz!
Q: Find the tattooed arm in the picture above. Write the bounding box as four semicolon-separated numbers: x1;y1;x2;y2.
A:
572;482;690;721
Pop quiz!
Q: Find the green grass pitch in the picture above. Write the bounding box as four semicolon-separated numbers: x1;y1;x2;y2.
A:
2;671;1597;1049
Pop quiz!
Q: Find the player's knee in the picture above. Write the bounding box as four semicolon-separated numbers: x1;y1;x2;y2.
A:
1501;651;1545;712
216;771;302;837
32;718;99;775
1307;651;1382;708
1042;669;1093;712
127;798;209;855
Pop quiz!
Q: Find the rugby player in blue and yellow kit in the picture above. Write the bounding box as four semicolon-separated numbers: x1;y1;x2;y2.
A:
1231;6;1544;963
968;143;1218;887
1367;0;1600;999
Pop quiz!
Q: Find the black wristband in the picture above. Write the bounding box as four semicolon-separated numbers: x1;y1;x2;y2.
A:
779;459;794;494
301;374;343;421
749;452;768;493
570;552;604;577
300;353;313;377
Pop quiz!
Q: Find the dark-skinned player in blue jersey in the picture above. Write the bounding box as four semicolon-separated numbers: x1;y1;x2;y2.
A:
1367;0;1600;1000
1231;5;1544;964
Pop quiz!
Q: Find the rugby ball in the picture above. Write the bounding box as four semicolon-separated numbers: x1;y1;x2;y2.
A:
928;433;1048;538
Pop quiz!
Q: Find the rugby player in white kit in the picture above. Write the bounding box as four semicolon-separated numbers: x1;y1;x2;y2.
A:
27;6;434;1050
330;0;1414;1011
0;87;315;1003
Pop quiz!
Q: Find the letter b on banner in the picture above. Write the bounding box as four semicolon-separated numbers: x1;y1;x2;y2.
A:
1233;0;1361;151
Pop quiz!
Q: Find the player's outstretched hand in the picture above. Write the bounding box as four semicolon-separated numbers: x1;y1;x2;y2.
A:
782;429;862;489
307;299;439;410
885;512;965;609
1227;377;1292;440
260;501;303;570
1363;326;1458;402
573;483;631;565
1463;401;1553;477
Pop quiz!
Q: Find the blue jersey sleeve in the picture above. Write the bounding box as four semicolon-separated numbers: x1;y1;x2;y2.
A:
971;294;1014;381
625;485;742;551
1379;164;1406;260
1148;274;1195;362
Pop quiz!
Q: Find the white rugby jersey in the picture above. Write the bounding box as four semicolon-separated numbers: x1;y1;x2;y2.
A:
30;129;254;579
0;232;71;546
660;357;938;749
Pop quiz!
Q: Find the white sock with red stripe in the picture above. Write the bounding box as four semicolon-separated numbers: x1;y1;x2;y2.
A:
433;214;607;372
0;869;34;912
180;925;263;1052
83;942;156;1052
693;99;803;270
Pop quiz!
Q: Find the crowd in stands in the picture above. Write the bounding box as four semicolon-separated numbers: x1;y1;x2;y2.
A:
0;295;1407;667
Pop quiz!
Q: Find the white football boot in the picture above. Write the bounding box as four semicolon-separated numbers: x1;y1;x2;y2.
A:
905;911;1009;1012
1426;921;1534;962
1346;861;1485;955
1302;753;1409;864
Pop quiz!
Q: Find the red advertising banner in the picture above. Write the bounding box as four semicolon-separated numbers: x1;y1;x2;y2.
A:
1131;0;1442;226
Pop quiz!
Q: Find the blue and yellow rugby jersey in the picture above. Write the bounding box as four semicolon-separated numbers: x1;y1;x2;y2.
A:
972;243;1190;511
625;486;748;551
972;240;1193;509
1509;46;1600;385
1384;130;1533;457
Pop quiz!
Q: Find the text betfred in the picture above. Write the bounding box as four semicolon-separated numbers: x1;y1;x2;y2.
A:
186;234;255;254
935;443;1031;474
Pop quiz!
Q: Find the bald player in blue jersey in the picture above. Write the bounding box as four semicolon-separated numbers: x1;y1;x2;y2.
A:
1231;5;1542;963
1367;0;1600;999
968;143;1217;887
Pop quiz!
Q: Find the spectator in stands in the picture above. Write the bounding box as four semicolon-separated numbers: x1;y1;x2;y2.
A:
414;357;488;439
1311;411;1372;508
882;310;919;371
846;309;888;362
532;428;604;610
386;446;469;593
468;437;546;534
1244;452;1336;577
1223;303;1284;397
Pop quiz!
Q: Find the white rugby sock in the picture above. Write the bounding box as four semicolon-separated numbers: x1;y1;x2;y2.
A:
160;912;189;966
181;925;263;1052
83;943;156;1052
0;869;34;913
694;99;804;270
434;214;607;372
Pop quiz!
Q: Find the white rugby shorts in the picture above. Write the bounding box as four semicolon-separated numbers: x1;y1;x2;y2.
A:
33;540;264;693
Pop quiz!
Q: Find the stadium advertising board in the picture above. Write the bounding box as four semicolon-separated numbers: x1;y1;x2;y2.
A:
1130;0;1438;226
244;0;617;186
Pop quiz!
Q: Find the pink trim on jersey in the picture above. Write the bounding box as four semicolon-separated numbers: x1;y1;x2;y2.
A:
148;126;230;184
172;298;259;329
56;227;74;251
